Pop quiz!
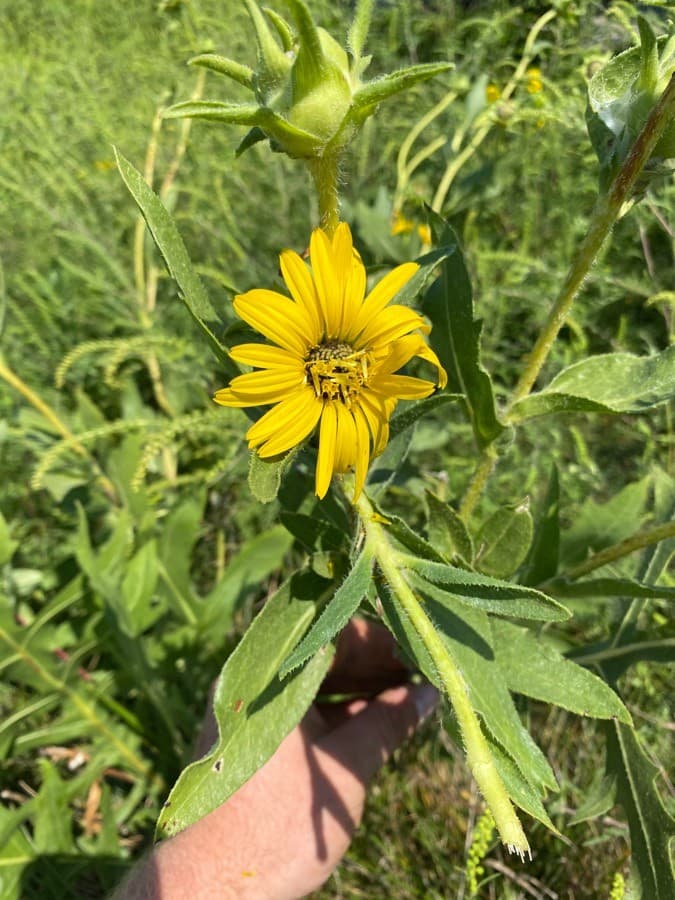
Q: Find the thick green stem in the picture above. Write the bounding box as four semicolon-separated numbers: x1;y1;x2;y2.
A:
307;154;341;236
510;73;675;404
356;493;530;857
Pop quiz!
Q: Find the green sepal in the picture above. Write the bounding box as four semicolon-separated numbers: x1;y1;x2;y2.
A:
636;16;659;93
162;100;263;124
263;6;294;52
351;62;453;117
348;0;374;62
243;0;291;100
235;126;268;156
284;0;327;84
188;53;255;89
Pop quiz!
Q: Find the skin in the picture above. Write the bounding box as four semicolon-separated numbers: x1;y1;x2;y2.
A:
116;620;438;899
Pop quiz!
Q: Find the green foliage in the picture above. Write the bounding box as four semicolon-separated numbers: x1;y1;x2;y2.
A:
2;0;674;896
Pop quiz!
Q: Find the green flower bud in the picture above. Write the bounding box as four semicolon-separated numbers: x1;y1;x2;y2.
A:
587;17;675;191
163;0;452;161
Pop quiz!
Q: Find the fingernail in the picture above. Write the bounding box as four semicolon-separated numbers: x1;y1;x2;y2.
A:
413;683;439;723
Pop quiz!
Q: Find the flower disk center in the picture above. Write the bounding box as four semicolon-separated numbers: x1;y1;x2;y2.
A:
305;340;369;406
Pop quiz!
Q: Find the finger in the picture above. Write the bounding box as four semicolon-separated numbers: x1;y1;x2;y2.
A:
316;682;438;787
321;618;411;694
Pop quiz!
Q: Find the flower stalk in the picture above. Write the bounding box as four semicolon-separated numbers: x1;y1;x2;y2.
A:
356;492;530;857
510;72;675;404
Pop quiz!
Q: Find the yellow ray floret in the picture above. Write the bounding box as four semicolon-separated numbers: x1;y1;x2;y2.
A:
214;222;447;500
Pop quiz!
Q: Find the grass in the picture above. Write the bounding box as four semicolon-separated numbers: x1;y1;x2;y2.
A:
1;0;673;897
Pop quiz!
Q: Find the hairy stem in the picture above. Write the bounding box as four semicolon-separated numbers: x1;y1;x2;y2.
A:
510;73;675;403
356;493;529;857
307;154;341;236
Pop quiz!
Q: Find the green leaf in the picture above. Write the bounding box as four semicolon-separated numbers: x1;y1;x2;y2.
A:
606;722;675;899
402;558;570;622
0;511;18;566
188;54;255;88
510;347;675;422
158;491;204;616
279;511;344;553
381;511;446;563
521;466;560;586
120;540;160;637
492;620;631;722
425;491;474;564
475;502;533;579
114;149;236;374
569;773;617;825
156;572;332;839
352;63;453;115
280;546;373;675
487;734;558;832
422;218;504;449
421;595;557;794
248;446;299;503
199;526;294;634
34;761;75;855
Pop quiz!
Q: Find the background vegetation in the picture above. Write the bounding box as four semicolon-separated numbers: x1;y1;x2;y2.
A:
1;0;673;896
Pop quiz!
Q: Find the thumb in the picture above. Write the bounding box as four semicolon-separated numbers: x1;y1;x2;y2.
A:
318;682;439;786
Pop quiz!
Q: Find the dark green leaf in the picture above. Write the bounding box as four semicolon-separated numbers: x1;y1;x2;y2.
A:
425;491;474;563
510;347;675;422
549;577;675;601
388;393;462;440
280;546;373;675
568;773;617;825
114;149;236;373
492;620;631;722
381;511;446;563
421;218;504;449
156;572;332;840
279;511;344;553
521;466;560;586
606;722;675;898
403;558;570;621
487;734;558;832
121;540;159;637
475;502;533;579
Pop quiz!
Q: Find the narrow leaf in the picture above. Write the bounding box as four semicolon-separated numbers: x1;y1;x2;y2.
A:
114;149;235;373
422;218;504;448
280;546;373;675
403;558;570;621
606;722;675;898
521;465;560;585
549;577;675;601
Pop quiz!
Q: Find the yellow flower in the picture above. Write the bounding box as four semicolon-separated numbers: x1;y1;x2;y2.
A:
215;223;447;500
417;223;432;246
390;210;415;236
526;67;543;94
486;83;501;103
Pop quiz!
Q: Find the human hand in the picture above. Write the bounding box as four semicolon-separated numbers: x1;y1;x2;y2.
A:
117;618;438;899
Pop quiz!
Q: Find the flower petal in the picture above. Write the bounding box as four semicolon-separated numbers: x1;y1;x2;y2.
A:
356;306;430;348
358;391;393;456
246;386;316;446
309;228;342;338
256;393;322;457
316;402;338;498
352;405;372;501
234;290;315;356
279;249;323;339
229;343;304;369
213;387;255;409
334;403;357;474
347;262;419;342
371;373;436;400
375;333;448;386
225;368;306;404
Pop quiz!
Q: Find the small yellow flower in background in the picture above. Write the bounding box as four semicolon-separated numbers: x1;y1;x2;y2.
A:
417;224;432;246
486;83;501;103
215;223;446;500
526;67;543;94
390;210;415;236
